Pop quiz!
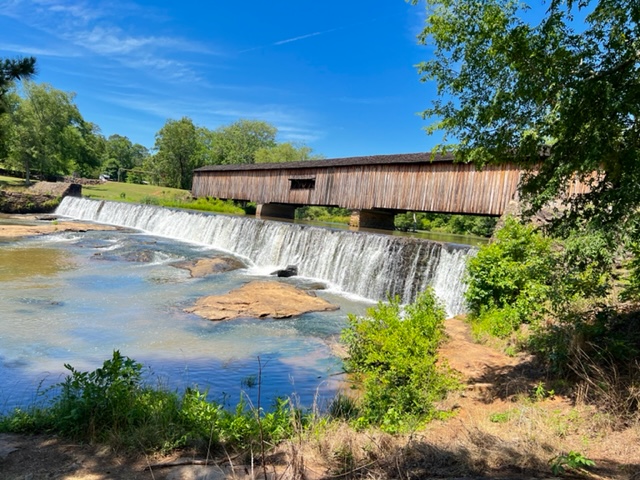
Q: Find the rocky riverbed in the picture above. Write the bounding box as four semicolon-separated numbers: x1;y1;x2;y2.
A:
0;214;118;238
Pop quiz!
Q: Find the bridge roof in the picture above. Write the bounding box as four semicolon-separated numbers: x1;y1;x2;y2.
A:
194;152;456;172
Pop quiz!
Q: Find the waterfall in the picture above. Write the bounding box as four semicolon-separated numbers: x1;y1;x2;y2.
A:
56;197;475;316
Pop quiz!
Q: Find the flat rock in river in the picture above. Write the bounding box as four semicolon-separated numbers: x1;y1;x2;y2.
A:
172;256;246;277
185;280;339;321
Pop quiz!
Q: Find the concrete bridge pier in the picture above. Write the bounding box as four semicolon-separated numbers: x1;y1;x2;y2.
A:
349;209;396;230
256;203;297;220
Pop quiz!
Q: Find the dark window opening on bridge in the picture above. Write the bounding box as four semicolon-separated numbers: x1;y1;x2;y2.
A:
290;178;316;190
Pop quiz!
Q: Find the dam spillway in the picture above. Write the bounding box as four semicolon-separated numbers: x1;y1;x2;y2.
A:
56;197;474;316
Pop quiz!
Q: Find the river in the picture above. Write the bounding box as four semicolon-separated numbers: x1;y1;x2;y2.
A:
0;199;478;413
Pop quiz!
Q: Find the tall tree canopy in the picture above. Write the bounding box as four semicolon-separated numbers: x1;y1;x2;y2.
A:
415;0;639;233
0;56;36;114
254;142;323;163
210;119;277;164
146;117;201;189
103;134;148;182
6;82;102;183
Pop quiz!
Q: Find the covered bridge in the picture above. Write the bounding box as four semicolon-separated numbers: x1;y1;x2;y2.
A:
191;152;524;229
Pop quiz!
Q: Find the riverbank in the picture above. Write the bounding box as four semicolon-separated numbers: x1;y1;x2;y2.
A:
1;317;638;479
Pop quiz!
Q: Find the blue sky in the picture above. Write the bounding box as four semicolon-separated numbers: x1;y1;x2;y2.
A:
0;0;438;158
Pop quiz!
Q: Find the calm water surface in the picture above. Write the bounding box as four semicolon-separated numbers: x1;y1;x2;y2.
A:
0;228;370;413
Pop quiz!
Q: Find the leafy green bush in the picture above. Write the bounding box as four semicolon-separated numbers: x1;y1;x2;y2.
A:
341;290;460;432
464;216;625;379
550;450;595;476
0;351;302;454
50;350;152;440
465;217;553;338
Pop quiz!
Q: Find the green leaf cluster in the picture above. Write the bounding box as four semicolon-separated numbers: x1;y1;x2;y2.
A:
341;290;460;432
465;217;616;341
550;450;596;476
465;217;553;335
414;0;640;239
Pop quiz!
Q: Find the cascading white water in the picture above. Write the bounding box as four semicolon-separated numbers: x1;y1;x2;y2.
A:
56;197;475;316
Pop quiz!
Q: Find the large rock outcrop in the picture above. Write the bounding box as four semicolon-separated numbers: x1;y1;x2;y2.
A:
185;281;339;321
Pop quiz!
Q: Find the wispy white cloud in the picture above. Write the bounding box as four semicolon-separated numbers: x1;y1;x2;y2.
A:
0;1;326;148
0;42;80;57
0;0;216;83
277;125;322;143
98;89;321;143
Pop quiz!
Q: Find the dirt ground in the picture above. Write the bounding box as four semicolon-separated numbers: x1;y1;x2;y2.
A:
1;318;639;479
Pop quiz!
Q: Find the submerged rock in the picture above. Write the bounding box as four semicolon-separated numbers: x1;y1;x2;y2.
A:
184;280;338;321
172;256;246;278
122;250;155;262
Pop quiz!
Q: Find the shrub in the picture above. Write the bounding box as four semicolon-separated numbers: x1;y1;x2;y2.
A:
341;289;460;432
464;217;553;338
140;195;160;205
0;351;304;454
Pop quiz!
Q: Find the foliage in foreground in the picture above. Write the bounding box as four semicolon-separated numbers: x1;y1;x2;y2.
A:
0;351;299;454
341;289;460;432
464;218;640;423
465;217;554;338
465;217;616;341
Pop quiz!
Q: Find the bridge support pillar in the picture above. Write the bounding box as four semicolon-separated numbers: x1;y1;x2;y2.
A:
349;209;396;230
256;203;297;220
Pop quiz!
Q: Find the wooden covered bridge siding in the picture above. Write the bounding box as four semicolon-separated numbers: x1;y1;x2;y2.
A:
191;153;523;229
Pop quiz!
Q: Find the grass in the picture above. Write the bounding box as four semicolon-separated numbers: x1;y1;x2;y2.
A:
82;181;246;215
0;174;29;190
82;181;192;204
0;175;246;215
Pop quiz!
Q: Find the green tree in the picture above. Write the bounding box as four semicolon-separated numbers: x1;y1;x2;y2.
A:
146;117;201;189
0;56;36;114
7;82;100;184
0;58;35;160
102;134;148;182
210;119;277;164
414;0;640;233
254;142;322;163
0;90;20;162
